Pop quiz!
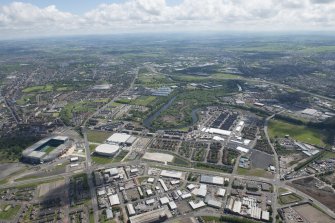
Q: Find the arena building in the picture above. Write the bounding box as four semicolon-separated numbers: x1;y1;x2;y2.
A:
95;144;120;157
22;136;70;164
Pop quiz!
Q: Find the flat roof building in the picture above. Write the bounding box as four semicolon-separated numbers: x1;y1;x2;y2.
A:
168;201;177;210
200;175;224;185
160;170;184;179
109;194;120;206
189;200;206;210
207;199;222;209
216;188;226;197
107;133;133;145
127;203;136;216
95;144;119;157
160;197;169;205
129;206;172;223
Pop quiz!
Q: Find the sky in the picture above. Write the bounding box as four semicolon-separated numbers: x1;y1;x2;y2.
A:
0;0;335;39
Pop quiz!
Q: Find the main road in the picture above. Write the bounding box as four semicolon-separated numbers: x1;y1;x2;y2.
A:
82;69;138;223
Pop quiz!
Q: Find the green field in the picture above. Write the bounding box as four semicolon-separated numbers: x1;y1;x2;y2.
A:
268;119;327;147
22;84;53;93
60;100;101;125
112;150;129;163
237;167;273;178
135;72;173;87
131;96;157;106
91;155;113;164
42;145;56;154
87;130;111;143
175;73;242;81
279;193;302;205
0;205;21;220
319;151;335;160
152;84;238;129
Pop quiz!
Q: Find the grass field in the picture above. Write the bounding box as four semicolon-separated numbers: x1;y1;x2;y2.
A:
131;96;157;106
175;73;242;81
91;155;113;165
268;119;326;147
22;84;53;93
0;205;20;220
136;73;173;87
43;145;56;154
279;193;302;205
319;151;335;160
237;167;273;178
87;130;111;143
112;150;129;163
171;156;190;166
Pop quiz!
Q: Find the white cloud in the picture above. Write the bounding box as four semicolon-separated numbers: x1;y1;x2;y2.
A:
0;0;334;38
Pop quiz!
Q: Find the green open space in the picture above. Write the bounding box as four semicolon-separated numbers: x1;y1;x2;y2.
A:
91;155;113;165
268;119;327;147
0;204;21;220
319;151;335;160
175;73;242;82
60;100;101;126
87;130;111;143
237;167;273;178
279;193;302;205
42;145;56;154
112;150;129;163
152;83;238;129
135;72;174;88
22;84;53;93
131;96;157;106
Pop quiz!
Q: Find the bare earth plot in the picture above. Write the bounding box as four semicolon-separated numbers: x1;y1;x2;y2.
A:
142;152;174;163
293;204;334;223
290;177;335;212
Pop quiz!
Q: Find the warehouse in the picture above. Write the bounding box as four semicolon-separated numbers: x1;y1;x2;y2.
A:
160;170;184;179
129;206;172;223
127;203;136;216
106;133;136;146
109;194;120;206
189;200;206;210
22;136;70;164
202;127;231;136
200;175;224;185
95;144;119;157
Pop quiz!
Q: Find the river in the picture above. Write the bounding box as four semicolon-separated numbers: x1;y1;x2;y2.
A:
143;96;200;130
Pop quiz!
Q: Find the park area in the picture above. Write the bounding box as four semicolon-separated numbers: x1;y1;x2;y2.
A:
268;119;327;147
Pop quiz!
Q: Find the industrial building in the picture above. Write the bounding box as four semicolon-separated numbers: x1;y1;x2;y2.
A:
106;133;136;146
160;170;184;179
95;144;120;157
200;175;224;185
22;136;70;164
129;206;172;223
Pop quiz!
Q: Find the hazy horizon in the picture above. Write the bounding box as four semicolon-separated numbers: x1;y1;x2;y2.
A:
1;0;335;39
